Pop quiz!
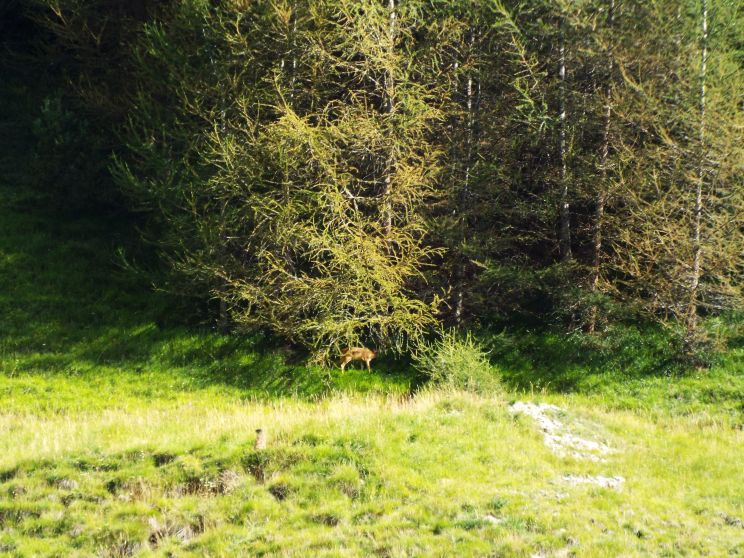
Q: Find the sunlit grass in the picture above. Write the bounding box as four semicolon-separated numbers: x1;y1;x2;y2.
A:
1;390;743;557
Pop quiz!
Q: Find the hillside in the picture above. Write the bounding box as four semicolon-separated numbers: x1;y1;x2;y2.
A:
1;178;743;556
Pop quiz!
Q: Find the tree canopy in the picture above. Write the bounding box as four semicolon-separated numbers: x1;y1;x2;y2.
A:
13;0;743;360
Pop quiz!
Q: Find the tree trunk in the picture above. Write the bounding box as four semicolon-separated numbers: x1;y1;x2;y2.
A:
587;0;615;333
290;4;297;104
212;28;230;331
381;0;396;236
684;0;707;354
558;21;572;260
454;28;479;325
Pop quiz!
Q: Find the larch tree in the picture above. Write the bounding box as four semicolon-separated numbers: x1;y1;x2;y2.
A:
608;0;743;354
25;0;742;363
204;0;446;358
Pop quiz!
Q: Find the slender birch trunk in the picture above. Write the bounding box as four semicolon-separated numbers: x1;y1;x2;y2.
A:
684;0;708;353
558;20;572;260
381;0;396;236
290;4;297;104
588;0;615;333
454;28;479;325
218;110;229;329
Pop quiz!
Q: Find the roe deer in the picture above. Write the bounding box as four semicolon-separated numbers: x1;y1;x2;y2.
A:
340;347;377;372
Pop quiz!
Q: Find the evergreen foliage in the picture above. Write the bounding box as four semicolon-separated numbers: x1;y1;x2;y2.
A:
13;0;743;360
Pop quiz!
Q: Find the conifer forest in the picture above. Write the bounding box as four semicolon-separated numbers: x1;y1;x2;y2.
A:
4;0;742;360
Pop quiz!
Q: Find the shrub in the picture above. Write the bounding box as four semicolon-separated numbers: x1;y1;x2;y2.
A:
413;330;503;394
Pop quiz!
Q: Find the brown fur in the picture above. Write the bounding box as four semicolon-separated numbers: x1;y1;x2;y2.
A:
340;347;377;372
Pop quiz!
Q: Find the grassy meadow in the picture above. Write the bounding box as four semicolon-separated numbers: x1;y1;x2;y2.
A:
1;149;744;556
2;389;744;557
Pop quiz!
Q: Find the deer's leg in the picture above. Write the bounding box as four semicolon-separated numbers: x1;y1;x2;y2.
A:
366;359;371;371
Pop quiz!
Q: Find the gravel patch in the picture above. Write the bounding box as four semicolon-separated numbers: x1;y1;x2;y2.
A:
510;401;625;491
509;401;614;461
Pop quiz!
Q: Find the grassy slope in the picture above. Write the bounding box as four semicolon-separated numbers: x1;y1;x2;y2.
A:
1;83;744;557
1;391;744;557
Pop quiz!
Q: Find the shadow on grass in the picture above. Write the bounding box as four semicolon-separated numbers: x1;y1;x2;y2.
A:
0;191;414;399
4;184;736;402
480;324;687;393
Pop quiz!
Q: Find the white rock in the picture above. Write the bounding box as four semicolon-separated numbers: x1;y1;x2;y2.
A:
561;475;625;490
509;401;614;461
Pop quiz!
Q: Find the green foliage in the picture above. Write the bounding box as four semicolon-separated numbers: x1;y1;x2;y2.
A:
2;8;744;554
413;330;503;394
0;178;413;413
0;148;743;555
30;93;108;207
3;0;744;363
6;0;744;358
102;0;450;357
